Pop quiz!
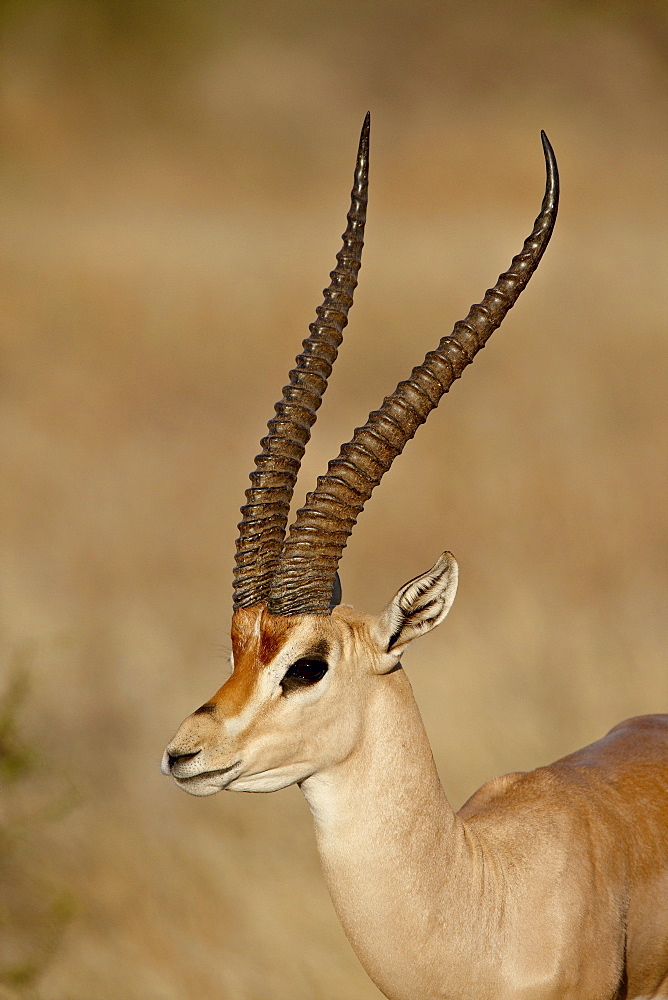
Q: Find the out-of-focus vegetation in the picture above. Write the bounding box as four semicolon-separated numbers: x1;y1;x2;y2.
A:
1;1;666;997
0;662;74;1000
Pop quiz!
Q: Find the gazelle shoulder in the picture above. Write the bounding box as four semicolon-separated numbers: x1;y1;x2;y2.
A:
457;771;527;820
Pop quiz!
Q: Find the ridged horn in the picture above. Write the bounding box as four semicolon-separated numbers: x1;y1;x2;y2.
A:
233;114;370;610
268;131;559;616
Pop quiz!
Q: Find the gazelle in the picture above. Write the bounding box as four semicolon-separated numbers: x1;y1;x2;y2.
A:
162;116;668;1000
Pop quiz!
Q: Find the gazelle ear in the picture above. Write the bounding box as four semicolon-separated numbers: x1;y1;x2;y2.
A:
372;552;458;673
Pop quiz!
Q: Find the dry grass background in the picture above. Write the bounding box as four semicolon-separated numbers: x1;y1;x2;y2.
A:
0;1;666;997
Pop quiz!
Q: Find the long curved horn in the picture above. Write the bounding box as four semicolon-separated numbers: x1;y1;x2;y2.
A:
268;132;559;616
233;114;370;610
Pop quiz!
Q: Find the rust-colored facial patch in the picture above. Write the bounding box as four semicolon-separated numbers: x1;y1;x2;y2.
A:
229;605;262;657
230;605;298;666
258;613;299;666
210;606;299;716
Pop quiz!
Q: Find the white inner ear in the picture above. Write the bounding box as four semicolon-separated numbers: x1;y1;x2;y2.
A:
374;552;458;672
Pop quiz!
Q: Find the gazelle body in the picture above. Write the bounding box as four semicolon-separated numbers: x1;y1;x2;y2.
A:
163;117;668;999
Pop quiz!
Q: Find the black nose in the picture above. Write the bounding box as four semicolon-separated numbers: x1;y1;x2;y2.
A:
168;749;201;769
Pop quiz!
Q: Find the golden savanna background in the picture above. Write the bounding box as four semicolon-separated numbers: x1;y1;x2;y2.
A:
1;1;666;997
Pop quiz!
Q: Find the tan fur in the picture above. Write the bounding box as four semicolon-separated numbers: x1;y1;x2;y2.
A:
164;563;668;1000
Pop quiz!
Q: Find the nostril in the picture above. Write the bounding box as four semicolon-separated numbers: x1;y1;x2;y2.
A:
168;749;201;769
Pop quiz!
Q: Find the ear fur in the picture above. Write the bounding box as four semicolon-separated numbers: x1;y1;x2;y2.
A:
372;552;458;673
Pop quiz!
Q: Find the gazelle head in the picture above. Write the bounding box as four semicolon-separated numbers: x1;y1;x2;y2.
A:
163;553;458;796
162;115;558;796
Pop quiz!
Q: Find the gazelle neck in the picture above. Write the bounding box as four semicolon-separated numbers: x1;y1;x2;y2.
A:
300;666;495;1000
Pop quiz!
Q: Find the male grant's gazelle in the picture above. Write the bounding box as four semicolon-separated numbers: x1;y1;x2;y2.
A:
163;116;668;1000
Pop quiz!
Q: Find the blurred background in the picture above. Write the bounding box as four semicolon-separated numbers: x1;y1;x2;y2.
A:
1;1;666;997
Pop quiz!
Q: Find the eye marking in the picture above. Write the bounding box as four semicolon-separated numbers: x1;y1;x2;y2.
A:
280;658;329;694
193;702;216;715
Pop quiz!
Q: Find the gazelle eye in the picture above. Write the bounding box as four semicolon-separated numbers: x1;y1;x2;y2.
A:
280;658;328;693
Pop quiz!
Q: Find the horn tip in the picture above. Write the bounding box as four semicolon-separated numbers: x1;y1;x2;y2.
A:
539;129;559;207
539;130;557;176
360;112;371;151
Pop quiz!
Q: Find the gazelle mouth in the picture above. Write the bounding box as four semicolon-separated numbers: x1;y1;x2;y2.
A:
173;761;242;786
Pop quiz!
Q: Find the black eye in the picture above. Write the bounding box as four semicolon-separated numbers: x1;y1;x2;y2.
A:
280;658;328;693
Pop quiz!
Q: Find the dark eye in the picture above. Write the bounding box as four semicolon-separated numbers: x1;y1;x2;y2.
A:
280;658;328;693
